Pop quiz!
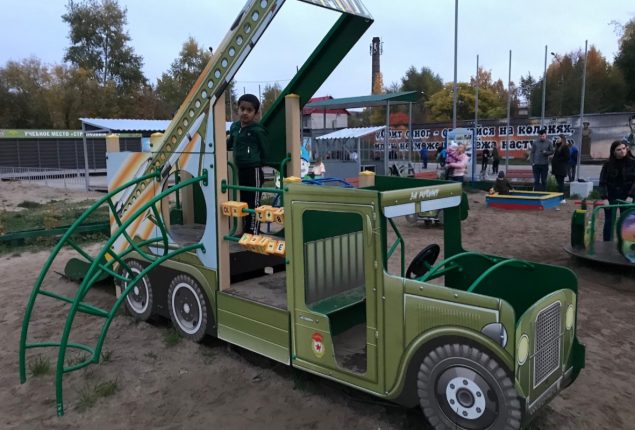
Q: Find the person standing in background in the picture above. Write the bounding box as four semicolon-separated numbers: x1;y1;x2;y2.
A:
446;144;469;182
481;146;491;176
551;134;570;199
581;121;592;158
568;140;579;182
599;140;635;241
491;142;500;174
419;144;429;169
624;114;635;155
529;129;553;191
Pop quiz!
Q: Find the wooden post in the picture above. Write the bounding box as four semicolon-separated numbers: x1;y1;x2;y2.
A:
150;132;163;155
214;93;231;291
105;134;120;153
359;170;376;188
285;94;301;178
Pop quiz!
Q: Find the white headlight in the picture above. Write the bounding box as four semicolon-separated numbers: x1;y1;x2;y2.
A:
566;304;575;330
517;334;529;365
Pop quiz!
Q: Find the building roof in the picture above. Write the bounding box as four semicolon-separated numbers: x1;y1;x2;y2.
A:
303;96;350;115
304;91;421;110
80;118;232;132
315;126;385;140
80;118;171;132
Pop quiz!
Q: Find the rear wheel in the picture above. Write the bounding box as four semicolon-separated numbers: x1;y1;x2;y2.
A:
167;274;209;342
122;260;153;321
417;343;522;430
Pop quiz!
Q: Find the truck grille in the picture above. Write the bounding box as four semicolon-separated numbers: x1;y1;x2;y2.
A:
534;302;562;387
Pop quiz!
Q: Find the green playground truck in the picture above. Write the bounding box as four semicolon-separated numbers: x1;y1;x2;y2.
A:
19;1;584;427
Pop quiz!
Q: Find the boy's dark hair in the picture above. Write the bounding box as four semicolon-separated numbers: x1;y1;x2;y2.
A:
498;171;505;179
538;128;547;135
238;94;261;112
629;113;635;122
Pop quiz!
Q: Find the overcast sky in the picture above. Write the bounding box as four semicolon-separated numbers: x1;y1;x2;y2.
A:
2;0;634;101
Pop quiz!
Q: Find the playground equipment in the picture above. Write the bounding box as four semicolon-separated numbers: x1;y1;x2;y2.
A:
566;199;635;266
20;1;584;427
486;191;564;211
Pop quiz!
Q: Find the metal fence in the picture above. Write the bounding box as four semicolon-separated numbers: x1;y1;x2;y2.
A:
0;167;90;190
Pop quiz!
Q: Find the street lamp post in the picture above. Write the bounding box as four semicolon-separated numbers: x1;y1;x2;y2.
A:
452;0;458;130
550;52;564;116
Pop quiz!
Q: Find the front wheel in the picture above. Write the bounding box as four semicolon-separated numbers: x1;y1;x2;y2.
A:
417;343;522;430
167;274;209;342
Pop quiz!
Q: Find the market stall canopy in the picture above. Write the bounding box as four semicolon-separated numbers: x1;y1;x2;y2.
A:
315;126;385;140
80;118;232;133
304;91;421;110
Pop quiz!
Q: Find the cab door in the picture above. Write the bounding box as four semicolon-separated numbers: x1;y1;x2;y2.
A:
288;201;382;392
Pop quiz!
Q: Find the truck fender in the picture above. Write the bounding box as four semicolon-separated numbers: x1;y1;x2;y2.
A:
386;326;514;407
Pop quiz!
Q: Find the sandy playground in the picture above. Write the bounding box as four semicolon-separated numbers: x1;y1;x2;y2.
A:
0;181;634;429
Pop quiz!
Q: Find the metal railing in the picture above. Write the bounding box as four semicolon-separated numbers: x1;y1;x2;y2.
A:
0;167;89;190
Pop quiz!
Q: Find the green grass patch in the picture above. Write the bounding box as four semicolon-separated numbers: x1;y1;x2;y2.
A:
17;201;43;209
162;328;182;347
101;350;113;362
1;199;108;233
0;197;108;255
66;353;90;368
29;354;52;377
76;379;118;412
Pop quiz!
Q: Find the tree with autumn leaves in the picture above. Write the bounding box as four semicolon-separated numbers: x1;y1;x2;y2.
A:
0;1;634;129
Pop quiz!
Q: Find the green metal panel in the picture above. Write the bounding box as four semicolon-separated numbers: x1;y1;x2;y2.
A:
217;292;290;365
384;326;514;400
382;272;519;396
287;197;383;391
261;12;373;166
302;211;363;242
403;295;499;343
514;289;581;414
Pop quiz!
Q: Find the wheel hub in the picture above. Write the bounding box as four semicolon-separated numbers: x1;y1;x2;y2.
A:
445;376;486;420
173;284;201;332
126;276;148;312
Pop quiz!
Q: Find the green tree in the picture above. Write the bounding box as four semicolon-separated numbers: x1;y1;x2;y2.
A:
400;66;443;122
156;37;212;116
426;82;506;122
529;47;626;116
470;67;515;116
0;58;52;128
260;82;282;116
62;0;145;90
46;64;98;128
615;19;635;108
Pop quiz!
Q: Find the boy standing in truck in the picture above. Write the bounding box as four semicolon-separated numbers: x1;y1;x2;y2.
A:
227;94;269;234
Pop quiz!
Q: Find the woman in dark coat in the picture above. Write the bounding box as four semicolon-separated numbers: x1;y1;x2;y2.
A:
599;140;635;241
551;134;570;195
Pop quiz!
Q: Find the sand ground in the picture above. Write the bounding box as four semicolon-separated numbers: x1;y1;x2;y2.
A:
1;182;634;429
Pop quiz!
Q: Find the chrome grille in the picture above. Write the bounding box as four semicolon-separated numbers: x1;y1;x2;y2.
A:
534;301;561;386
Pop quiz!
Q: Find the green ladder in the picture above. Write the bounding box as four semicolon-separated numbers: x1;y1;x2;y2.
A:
19;170;207;416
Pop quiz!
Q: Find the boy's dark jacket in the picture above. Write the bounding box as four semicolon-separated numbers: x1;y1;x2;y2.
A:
227;121;268;168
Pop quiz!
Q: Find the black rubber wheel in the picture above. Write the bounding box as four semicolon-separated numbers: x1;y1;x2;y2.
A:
417;343;522;430
122;260;153;321
406;244;440;279
167;274;209;342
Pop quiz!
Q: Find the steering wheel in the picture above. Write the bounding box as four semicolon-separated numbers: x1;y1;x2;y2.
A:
406;244;441;279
